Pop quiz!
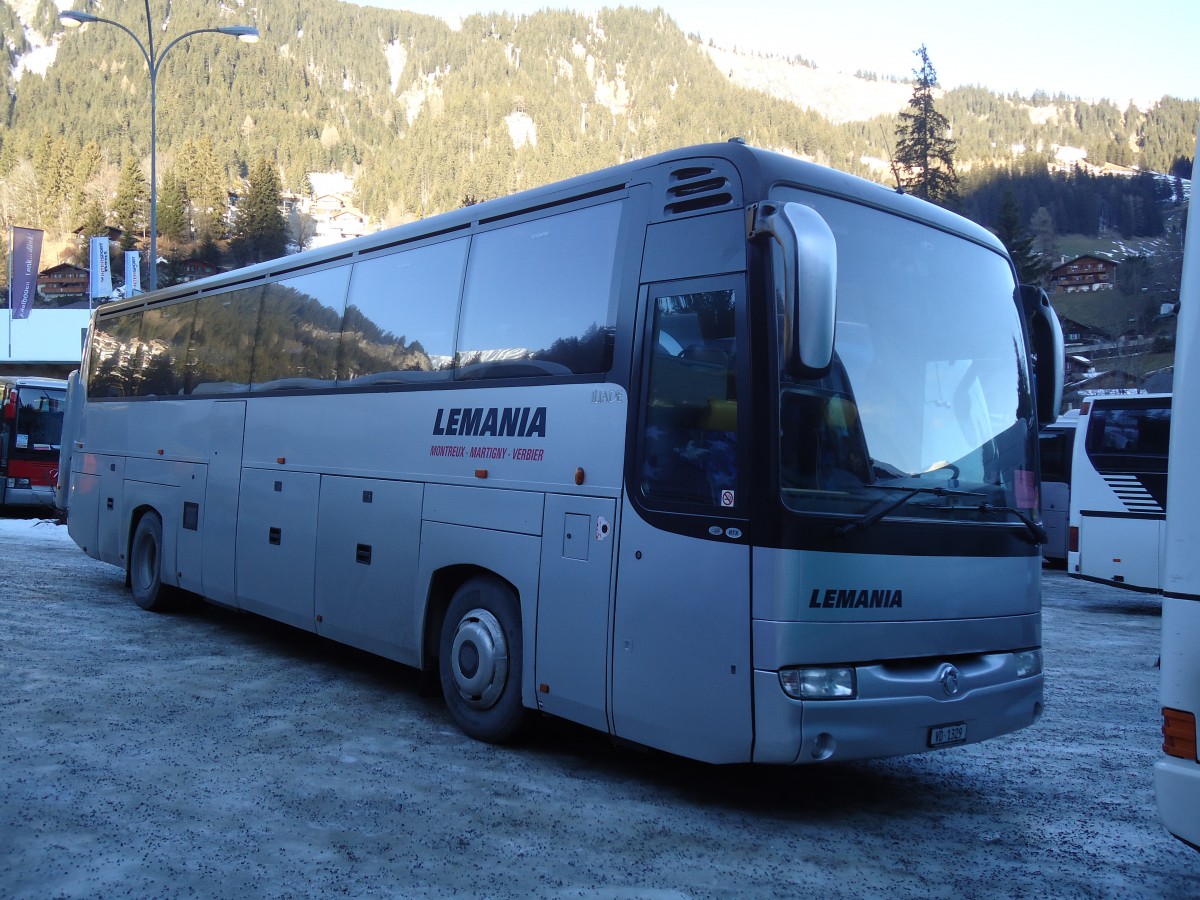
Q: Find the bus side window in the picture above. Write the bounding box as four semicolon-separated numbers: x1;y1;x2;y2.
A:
640;288;739;509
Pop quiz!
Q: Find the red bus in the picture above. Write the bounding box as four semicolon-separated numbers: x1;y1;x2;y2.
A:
1;376;67;510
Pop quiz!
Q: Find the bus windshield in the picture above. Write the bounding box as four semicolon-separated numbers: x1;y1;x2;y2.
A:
776;189;1036;521
8;385;67;454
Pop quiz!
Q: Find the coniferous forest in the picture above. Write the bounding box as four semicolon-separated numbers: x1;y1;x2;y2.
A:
0;0;1195;277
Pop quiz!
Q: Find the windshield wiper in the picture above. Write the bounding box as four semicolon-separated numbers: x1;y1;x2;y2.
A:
977;502;1048;545
833;486;985;537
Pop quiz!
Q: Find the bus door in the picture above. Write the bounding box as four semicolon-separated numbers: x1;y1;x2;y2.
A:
535;494;617;733
611;276;753;763
202;401;246;607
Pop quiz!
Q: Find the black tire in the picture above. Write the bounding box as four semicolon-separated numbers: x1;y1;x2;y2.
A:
438;575;529;744
129;512;172;612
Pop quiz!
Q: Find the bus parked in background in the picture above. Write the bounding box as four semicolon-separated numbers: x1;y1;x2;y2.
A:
1038;410;1077;566
1156;122;1200;850
1;376;67;510
1067;393;1171;592
58;141;1058;765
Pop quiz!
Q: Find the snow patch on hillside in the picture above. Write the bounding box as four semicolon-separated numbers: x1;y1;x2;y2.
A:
398;70;445;126
385;41;407;95
8;0;58;83
1055;145;1088;164
505;110;537;148
12;40;56;79
1024;105;1060;126
702;44;911;124
594;73;630;116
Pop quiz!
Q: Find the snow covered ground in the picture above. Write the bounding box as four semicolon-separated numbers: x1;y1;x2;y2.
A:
1;515;1198;898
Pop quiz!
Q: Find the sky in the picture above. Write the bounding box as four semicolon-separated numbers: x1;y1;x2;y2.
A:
357;0;1198;107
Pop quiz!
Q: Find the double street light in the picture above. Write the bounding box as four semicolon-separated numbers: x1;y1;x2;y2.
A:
59;5;259;291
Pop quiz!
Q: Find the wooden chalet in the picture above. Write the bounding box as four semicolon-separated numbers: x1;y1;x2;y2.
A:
1047;255;1118;293
37;263;89;300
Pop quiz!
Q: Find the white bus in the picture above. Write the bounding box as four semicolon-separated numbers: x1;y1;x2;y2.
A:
1067;393;1171;592
1156;124;1200;849
1038;410;1078;566
59;141;1057;764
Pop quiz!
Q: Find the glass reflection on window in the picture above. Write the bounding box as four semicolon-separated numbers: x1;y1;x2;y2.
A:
251;266;350;389
456;202;620;378
338;238;466;384
138;302;197;396
12;387;66;450
1085;405;1171;459
640;289;739;509
88;312;143;398
186;289;261;393
775;188;1035;518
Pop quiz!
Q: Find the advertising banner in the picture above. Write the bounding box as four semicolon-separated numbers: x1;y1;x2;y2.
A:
10;226;43;320
124;251;142;296
89;236;112;299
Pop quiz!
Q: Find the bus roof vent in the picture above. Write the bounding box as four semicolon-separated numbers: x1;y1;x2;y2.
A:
663;165;734;217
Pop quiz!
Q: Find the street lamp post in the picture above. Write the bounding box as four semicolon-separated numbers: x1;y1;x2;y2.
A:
60;4;258;291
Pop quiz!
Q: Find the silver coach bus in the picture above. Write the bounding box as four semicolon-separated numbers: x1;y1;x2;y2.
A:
59;142;1058;764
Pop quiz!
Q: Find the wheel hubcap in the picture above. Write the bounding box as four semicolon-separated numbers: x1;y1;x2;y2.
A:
449;608;508;709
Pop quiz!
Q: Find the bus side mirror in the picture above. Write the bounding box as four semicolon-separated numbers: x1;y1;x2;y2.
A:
1019;284;1064;427
751;201;837;379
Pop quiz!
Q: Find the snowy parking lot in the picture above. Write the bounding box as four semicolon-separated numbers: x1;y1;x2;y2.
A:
2;514;1199;898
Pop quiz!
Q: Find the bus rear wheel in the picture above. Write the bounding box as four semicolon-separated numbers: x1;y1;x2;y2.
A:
130;512;173;612
438;576;529;744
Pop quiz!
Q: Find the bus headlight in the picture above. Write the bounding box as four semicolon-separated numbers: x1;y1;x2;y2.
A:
779;666;857;700
1015;649;1043;678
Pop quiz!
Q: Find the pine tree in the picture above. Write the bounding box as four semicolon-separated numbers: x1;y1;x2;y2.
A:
993;189;1048;285
69;140;104;229
1029;206;1059;267
893;45;958;205
180;138;229;243
156;170;189;248
78;199;110;270
113;157;148;251
195;235;222;267
230;157;288;266
30;131;68;228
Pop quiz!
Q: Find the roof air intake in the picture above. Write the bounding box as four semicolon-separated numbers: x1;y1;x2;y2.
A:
664;165;734;216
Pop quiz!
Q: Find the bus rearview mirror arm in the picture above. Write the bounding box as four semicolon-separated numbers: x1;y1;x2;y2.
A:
750;202;837;380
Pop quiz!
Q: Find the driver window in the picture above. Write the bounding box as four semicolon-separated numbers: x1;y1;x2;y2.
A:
639;287;740;509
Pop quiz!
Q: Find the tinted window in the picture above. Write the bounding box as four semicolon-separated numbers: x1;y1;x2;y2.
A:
138;302;197;396
1085;403;1171;465
639;288;740;509
456;201;620;378
1038;427;1074;483
12;385;66;452
88;312;143;398
251;267;350;389
186;288;261;393
338;239;465;384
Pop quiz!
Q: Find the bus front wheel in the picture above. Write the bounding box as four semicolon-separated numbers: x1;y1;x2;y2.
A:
130;512;173;612
438;576;529;744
